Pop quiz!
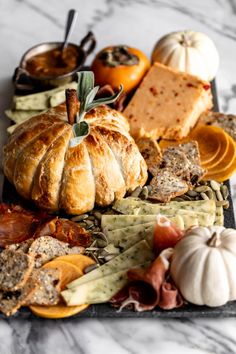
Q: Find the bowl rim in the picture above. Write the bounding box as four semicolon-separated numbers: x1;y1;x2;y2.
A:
19;41;86;81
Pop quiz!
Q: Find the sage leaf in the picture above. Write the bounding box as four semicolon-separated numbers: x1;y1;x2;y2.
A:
77;72;94;102
87;85;123;111
69;71;123;148
70;121;90;147
73;121;90;136
69;135;87;147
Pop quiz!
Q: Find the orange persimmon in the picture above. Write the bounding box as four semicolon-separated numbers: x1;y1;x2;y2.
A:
91;45;150;93
203;134;236;181
29;256;95;319
55;254;95;273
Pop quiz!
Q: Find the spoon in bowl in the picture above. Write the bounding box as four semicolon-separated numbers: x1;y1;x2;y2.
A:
61;9;78;52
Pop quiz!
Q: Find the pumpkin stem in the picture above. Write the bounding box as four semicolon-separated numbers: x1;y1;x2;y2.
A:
207;232;221;247
180;33;192;47
65;89;79;125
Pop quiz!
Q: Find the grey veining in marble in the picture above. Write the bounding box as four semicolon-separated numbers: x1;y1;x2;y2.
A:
0;0;236;353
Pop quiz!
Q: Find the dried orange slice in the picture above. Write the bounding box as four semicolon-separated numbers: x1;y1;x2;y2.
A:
30;303;89;319
29;260;86;319
204;135;236;181
189;125;226;166
55;254;95;273
201;131;229;170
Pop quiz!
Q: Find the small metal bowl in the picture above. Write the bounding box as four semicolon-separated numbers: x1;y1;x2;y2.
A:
13;31;96;92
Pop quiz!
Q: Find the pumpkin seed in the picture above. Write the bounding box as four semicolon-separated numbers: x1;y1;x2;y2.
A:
216;190;223;201
216;200;228;207
181;195;192;201
84;263;99;273
200;192;209;200
94;211;102;220
195;185;211;193
187;190;198;197
210;180;221;191
78;221;87;228
87;215;95;221
96;239;108;248
223;200;230;209
206;190;214;200
71;214;89;222
172;197;185;202
131;186;142;197
140;186;149;199
221;185;229;200
85;219;94;226
104;254;116;262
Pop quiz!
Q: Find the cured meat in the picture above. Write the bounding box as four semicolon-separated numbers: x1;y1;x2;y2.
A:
153;215;183;255
0;204;48;247
0;204;91;248
111;248;184;311
34;218;91;247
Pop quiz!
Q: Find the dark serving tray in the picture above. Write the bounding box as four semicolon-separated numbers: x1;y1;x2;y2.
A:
1;80;236;319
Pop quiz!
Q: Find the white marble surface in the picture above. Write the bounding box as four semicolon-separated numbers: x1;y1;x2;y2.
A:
0;0;236;353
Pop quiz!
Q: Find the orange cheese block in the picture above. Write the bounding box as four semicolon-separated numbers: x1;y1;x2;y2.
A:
123;62;212;140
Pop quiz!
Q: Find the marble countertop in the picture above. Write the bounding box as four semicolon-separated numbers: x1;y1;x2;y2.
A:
0;0;236;353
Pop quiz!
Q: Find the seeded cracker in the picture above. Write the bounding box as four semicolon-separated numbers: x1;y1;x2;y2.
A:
149;170;189;203
6;238;34;253
0;249;34;291
25;268;61;306
0;277;38;316
28;236;85;268
158;146;191;181
199;111;236;141
135;136;162;175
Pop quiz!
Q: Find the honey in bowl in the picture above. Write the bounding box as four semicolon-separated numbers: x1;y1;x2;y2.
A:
25;45;80;78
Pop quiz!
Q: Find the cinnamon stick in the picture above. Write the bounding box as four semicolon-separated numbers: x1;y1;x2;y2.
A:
65;89;79;125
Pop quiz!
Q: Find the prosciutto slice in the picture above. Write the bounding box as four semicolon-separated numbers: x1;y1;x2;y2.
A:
0;204;91;248
111;248;184;311
153;215;183;255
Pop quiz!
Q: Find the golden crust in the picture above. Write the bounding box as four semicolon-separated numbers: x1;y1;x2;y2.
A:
13;122;68;199
31;127;72;211
3;104;148;214
84;127;126;206
60;140;96;215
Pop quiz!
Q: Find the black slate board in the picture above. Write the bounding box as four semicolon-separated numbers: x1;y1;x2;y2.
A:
1;80;236;319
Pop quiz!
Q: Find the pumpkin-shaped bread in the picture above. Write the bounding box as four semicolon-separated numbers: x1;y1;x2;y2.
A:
3;103;147;214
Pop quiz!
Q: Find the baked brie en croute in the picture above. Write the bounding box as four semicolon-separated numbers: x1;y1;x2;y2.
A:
3;104;148;214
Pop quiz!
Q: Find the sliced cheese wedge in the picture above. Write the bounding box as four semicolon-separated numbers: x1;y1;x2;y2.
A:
106;222;155;251
104;217;199;251
62;263;150;306
113;198;216;217
102;210;212;231
66;240;154;289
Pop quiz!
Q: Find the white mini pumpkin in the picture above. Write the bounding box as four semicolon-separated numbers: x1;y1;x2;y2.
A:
170;226;236;307
151;30;219;81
